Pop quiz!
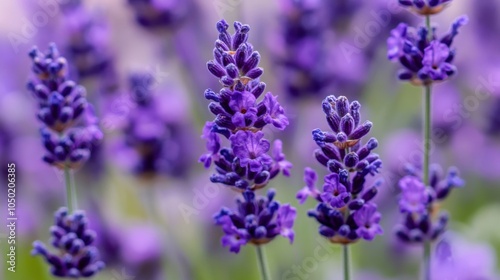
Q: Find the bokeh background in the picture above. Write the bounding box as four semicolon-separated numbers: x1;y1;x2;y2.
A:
1;0;499;279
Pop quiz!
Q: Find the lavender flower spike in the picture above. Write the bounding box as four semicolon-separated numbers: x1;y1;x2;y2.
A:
298;95;383;244
387;16;468;85
394;164;464;243
214;189;296;253
399;0;452;15
202;20;295;257
32;208;105;278
27;43;103;169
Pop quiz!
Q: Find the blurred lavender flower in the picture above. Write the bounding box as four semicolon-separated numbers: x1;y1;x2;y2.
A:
213;189;296;253
275;0;330;98
432;234;499;280
61;2;116;90
298;95;383;244
32;208;105;278
27;43;103;169
387;16;468;85
122;72;192;179
399;0;452;15
394;165;464;243
127;0;192;30
202;20;296;253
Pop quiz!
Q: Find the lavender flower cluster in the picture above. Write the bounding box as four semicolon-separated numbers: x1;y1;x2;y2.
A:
297;95;383;243
28;43;105;278
201;20;296;253
27;43;103;169
32;208;105;278
387;15;468;85
395;165;464;243
122;72;190;179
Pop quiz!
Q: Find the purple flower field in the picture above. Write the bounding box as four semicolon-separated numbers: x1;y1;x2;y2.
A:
0;1;499;280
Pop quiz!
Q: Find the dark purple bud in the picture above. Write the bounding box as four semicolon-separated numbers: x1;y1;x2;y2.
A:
314;150;329;166
59;81;75;97
349;121;372;140
34;85;49;99
348;199;364;210
235;44;247;68
235;179;249;189
340;114;355;135
350;101;361;126
215;39;229;51
208;102;226;115
245;68;263;79
335;96;349;117
221;76;234;87
49;92;64;117
344;152;359;168
241;52;260;74
321;145;340;161
204;89;220;102
254;171;270;185
250;82;265;98
418;214;430;234
326;114;341;133
319;226;335;238
225;64;238;79
327;159;343;173
410;229;423;242
59;107;74;123
38;108;55;126
222;52;235;66
338;225;350;236
413;0;425;9
361;187;377;202
395;226;410;242
207;61;226;78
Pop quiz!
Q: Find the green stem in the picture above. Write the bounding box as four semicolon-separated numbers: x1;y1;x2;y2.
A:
425;15;432;39
64;166;77;213
256;245;271;280
422;85;432;280
422;13;433;280
343;244;351;280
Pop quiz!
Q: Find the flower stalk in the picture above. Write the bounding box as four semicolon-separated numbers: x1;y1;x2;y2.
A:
256;245;271;280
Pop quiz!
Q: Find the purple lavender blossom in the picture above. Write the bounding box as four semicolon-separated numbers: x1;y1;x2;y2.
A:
399;0;452;15
275;0;330;98
203;20;296;253
353;203;383;241
32;208;105;278
127;0;191;30
213;190;296;253
207;20;265;92
298;95;383;244
27;43;103;169
62;3;114;81
432;235;499;279
122;72;192;179
398;176;430;214
394;165;464;243
201;21;292;192
387;16;468;85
